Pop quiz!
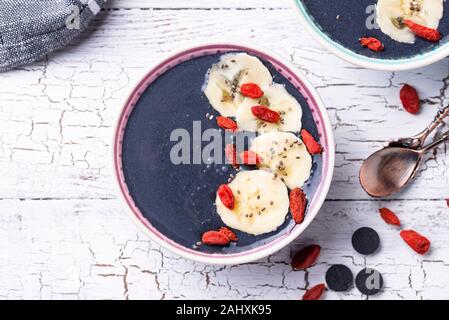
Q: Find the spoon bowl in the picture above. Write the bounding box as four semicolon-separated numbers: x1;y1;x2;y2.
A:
360;147;421;197
360;106;449;198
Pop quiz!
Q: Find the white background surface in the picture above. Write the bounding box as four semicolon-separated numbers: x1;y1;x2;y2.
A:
0;0;449;300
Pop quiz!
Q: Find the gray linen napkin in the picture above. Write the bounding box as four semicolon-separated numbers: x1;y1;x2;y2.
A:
0;0;106;71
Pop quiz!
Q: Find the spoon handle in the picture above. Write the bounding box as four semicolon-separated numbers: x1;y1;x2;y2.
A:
422;130;449;153
417;105;449;146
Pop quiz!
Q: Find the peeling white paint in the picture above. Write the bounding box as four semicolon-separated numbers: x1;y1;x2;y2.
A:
0;0;448;300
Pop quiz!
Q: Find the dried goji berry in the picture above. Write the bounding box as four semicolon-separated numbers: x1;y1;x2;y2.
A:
292;245;321;270
301;129;323;154
302;284;326;300
218;227;238;242
289;187;307;224
202;231;231;246
359;37;384;52
379;208;401;226
400;84;420;115
217;184;235;210
400;230;431;255
240;83;264;99
239;151;263;166
404;20;441;42
216;116;238;132
225;144;239;168
446;199;449;207
251;105;280;123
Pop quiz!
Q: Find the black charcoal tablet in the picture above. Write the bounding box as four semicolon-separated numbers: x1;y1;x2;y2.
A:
356;268;383;296
325;264;353;292
352;227;380;255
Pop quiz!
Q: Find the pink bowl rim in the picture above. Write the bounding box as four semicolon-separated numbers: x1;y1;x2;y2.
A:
112;42;335;265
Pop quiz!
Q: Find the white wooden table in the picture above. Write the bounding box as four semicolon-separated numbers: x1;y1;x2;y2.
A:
0;0;448;300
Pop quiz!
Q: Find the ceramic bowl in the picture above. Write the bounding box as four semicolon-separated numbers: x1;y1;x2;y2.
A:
113;42;335;265
291;0;449;71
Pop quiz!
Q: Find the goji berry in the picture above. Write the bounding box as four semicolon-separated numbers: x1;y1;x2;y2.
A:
216;116;238;132
302;284;326;300
379;208;401;226
225;144;239;168
446;199;449;207
251;105;280;123
359;37;384;52
400;230;431;255
292;245;321;270
202;231;231;246
400;84;420;114
301;129;323;154
240;83;264;99
239;151;263;166
217;184;235;210
218;227;238;242
403;20;441;42
289;187;307;224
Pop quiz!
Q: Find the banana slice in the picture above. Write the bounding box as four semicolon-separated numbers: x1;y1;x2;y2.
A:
216;170;289;235
376;0;443;43
250;132;312;189
203;53;273;117
236;84;302;132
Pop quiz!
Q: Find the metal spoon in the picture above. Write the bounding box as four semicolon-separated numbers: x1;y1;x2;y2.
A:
360;130;449;197
388;105;449;149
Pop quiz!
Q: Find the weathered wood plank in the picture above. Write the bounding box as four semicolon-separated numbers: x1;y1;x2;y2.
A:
0;199;445;299
107;0;289;9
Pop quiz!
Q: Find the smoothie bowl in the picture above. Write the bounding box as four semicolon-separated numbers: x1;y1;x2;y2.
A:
291;0;449;71
113;43;335;265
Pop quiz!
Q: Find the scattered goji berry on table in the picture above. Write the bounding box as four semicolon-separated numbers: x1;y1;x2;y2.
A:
218;227;238;242
400;230;431;255
292;245;321;270
240;83;264;99
217;184;235;210
216;116;238;131
379;208;401;226
251;105;280;123
403;20;441;42
301;129;323;154
225;144;239;168
359;37;384;52
302;284;326;300
400;84;420;114
239;150;263;166
289;187;307;224
202;231;231;246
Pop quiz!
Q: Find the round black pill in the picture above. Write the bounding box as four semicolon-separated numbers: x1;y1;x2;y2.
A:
325;264;354;292
356;268;383;296
352;227;380;255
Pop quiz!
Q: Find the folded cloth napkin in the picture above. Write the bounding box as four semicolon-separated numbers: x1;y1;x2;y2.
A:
0;0;107;71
